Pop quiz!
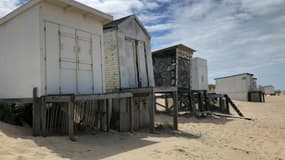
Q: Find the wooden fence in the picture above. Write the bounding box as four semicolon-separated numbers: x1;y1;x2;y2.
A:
33;90;136;140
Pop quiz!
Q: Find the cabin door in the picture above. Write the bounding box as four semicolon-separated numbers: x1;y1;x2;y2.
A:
121;38;150;89
121;39;138;88
44;21;103;95
136;41;149;87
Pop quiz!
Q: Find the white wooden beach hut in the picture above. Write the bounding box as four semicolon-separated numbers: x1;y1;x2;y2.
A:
0;0;113;99
103;15;155;131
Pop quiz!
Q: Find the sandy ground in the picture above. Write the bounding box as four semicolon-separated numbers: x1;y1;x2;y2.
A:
0;95;284;160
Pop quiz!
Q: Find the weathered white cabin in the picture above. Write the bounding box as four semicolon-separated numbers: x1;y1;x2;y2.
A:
0;0;113;99
191;57;208;91
215;73;258;101
262;85;275;95
103;15;154;91
103;15;155;131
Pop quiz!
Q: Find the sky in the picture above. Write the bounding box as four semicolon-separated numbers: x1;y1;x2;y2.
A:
1;0;285;90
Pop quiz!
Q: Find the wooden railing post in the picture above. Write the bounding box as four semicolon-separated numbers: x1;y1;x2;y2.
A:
107;98;112;132
33;87;40;136
68;96;75;141
173;91;178;130
149;92;155;133
41;97;47;137
129;97;134;133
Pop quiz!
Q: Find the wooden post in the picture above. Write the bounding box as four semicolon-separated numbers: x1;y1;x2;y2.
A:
225;95;230;114
41;97;47;137
173;91;178;130
100;100;107;131
165;96;169;111
68;98;75;141
149;92;155;133
129;97;134;132
198;92;202;112
107;98;112;132
32;87;40;136
203;91;208;111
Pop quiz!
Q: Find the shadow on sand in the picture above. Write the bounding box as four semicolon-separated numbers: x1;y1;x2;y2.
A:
0;121;200;160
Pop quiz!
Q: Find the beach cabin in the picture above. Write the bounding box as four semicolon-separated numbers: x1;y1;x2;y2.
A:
0;0;112;99
152;44;196;116
152;44;195;90
191;57;208;91
215;73;264;102
103;15;155;131
262;85;275;95
0;0;139;138
103;15;154;91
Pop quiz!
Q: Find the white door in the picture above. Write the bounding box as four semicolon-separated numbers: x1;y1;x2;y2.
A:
122;39;138;88
60;25;77;94
136;41;149;87
45;22;60;94
77;31;93;94
44;21;103;95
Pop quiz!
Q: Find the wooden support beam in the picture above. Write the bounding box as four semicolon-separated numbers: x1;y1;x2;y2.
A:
75;93;133;101
225;95;244;117
32;87;40;136
107;99;112;132
173;91;178;130
129;97;134;133
41;97;47;137
68;100;75;141
153;87;177;93
149;93;155;133
165;96;169;111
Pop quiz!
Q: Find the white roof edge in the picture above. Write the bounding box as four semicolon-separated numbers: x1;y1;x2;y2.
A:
0;0;113;26
60;0;113;21
0;0;42;25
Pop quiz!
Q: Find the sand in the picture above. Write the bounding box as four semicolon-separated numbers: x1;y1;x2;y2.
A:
0;95;284;160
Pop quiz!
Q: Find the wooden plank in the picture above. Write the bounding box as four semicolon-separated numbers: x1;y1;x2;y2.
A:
41;98;47;137
68;101;75;141
153;87;177;93
0;98;33;104
75;93;133;101
44;96;71;103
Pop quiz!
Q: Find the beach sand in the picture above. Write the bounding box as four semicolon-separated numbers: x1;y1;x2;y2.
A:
0;95;284;160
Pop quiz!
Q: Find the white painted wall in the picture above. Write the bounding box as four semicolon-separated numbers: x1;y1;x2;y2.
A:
191;57;208;90
41;2;106;95
0;5;41;99
215;74;251;101
263;86;275;95
0;1;108;99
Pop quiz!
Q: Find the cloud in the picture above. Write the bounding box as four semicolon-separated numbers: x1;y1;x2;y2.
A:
0;0;284;89
0;0;21;18
145;23;174;32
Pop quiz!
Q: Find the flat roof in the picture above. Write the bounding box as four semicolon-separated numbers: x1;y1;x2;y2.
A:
152;44;196;55
215;73;254;80
0;0;113;25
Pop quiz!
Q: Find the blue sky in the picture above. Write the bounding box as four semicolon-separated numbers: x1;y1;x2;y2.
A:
1;0;285;90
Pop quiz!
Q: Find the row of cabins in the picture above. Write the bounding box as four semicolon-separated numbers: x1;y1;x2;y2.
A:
215;73;265;102
0;0;207;135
